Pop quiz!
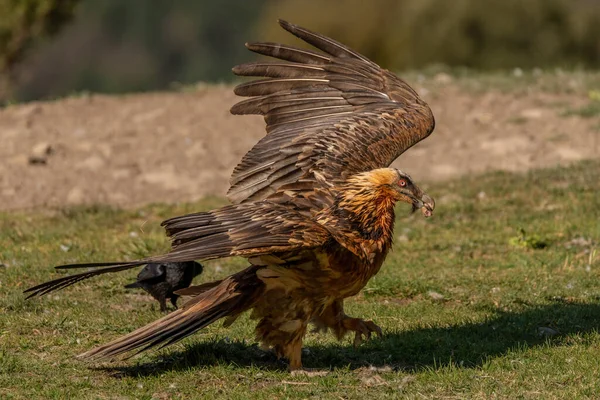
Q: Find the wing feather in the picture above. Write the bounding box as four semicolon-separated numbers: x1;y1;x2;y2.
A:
24;202;330;298
228;19;435;206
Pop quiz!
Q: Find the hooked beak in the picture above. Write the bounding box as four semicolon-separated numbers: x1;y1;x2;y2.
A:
412;193;435;218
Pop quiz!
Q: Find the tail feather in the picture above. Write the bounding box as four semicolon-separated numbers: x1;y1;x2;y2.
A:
55;261;131;270
23;263;144;299
79;267;263;361
124;282;142;289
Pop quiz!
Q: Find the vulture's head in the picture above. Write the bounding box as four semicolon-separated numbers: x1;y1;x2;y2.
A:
355;168;435;217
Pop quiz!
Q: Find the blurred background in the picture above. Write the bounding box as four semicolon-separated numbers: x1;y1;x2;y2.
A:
1;0;600;103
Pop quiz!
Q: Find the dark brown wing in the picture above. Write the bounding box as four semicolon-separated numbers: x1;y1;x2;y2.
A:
228;20;435;205
24;201;330;298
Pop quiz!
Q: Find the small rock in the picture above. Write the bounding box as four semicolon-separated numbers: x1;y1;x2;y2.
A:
2;188;16;197
434;72;453;84
31;142;54;157
513;67;523;77
427;290;444;300
477;191;487;200
537;327;559;337
565;237;592;248
28;156;47;166
77;156;105;171
59;244;71;252
397;234;409;243
361;374;389;387
367;365;392;373
399;375;416;388
66;187;86;204
520;109;543;119
129;231;139;238
28;142;54;165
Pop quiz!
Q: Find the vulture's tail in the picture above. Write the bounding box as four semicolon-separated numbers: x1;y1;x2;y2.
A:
79;266;264;361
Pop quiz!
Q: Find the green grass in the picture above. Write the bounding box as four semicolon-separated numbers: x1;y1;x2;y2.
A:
1;161;599;399
400;67;600;96
563;101;600;119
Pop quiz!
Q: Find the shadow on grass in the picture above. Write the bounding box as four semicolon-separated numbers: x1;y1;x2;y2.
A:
100;300;600;377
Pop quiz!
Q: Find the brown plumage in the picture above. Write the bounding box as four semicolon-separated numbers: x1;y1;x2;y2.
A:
228;19;434;205
77;168;434;370
25;20;436;371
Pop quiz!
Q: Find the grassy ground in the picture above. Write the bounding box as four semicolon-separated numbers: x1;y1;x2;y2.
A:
1;160;599;399
401;67;600;97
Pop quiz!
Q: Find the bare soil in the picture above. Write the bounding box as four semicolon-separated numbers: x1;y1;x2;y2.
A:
1;80;598;211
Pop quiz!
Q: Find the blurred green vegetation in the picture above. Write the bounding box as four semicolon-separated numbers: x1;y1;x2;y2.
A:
259;0;600;71
0;0;79;99
2;0;600;102
5;0;267;101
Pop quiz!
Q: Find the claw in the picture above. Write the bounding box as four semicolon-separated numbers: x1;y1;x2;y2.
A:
344;317;382;347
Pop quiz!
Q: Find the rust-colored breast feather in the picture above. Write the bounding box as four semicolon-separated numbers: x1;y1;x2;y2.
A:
227;20;435;206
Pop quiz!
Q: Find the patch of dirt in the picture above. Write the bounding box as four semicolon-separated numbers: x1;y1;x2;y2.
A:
1;82;598;211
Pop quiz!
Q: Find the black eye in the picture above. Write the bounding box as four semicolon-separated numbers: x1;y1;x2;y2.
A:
398;179;407;187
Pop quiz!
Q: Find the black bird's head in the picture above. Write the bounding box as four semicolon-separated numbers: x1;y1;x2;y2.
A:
188;261;204;277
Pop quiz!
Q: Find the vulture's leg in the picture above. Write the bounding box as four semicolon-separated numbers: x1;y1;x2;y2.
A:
285;331;328;376
314;299;382;346
341;316;383;347
286;335;304;371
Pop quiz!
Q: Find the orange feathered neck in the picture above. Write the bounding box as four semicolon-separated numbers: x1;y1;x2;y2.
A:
334;169;398;242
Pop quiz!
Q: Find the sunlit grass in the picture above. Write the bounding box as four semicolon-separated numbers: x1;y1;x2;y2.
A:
1;161;599;399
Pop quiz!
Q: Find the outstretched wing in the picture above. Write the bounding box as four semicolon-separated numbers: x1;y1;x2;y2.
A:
228;19;435;205
24;202;330;298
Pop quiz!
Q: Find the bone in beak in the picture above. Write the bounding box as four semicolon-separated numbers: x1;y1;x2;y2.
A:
421;194;435;218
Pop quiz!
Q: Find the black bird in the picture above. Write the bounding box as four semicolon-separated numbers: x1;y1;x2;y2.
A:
124;261;203;312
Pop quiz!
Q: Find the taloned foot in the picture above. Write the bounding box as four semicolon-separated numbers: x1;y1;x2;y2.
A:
342;317;383;347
